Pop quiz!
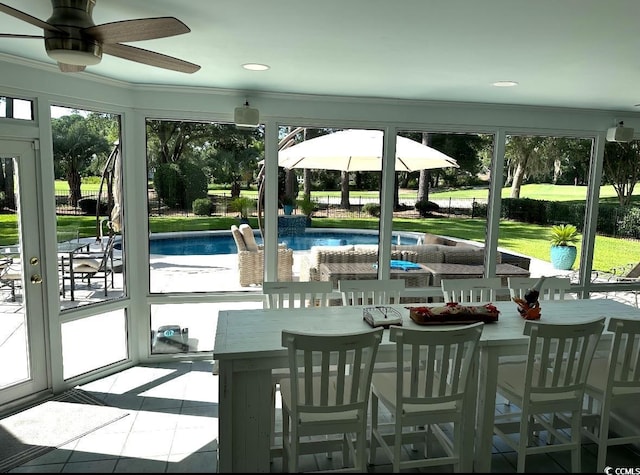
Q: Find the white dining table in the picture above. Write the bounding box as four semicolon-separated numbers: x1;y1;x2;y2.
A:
213;298;640;473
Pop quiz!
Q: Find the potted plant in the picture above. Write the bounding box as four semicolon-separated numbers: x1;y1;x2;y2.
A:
281;195;296;215
229;196;254;224
550;223;579;270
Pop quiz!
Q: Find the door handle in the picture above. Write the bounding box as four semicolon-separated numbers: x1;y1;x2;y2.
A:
30;274;43;284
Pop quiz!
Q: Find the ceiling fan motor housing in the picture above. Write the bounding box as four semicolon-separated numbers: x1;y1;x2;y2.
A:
44;0;102;65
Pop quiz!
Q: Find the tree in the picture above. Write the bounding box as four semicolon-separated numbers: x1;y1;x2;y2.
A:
603;141;640;205
52;114;111;206
504;135;547;198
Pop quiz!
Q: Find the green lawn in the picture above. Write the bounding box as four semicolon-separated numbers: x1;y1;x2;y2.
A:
43;182;640;272
204;183;637;204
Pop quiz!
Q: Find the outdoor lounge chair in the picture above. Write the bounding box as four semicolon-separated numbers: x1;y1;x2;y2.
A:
602;262;640;307
60;235;115;300
0;257;22;302
231;224;293;286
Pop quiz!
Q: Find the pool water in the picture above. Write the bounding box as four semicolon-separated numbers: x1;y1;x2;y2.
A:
149;231;419;255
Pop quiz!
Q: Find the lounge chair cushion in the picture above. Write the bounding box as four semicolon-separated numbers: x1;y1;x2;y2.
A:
239;224;259;252
231;225;247;252
73;258;102;272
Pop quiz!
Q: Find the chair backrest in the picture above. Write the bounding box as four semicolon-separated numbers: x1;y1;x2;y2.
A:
230;225;247;252
602;317;640;396
338;279;405;306
263;281;333;309
508;276;572;301
441;277;503;303
624;262;640;279
281;328;383;421
522;317;605;402
388;322;483;406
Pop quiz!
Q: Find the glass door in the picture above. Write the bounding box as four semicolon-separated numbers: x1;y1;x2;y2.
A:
0;139;48;405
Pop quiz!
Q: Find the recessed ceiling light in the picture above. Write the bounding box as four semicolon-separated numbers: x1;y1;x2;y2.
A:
242;63;270;71
492;81;519;87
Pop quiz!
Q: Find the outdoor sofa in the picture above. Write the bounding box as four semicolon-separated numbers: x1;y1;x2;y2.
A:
299;233;531;284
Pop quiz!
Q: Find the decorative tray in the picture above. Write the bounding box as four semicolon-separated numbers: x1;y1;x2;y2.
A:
407;303;500;325
363;306;403;329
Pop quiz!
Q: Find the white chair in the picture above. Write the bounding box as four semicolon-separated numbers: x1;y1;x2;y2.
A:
263;281;333;309
581;317;640;472
508;276;572;301
338;279;404;306
262;280;334;457
369;322;483;472
492;317;605;472
441;277;503;303
279;328;383;473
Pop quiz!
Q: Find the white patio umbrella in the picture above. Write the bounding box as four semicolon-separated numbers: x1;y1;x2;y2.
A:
275;129;459;172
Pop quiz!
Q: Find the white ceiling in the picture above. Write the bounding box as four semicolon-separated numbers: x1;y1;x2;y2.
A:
1;0;640;112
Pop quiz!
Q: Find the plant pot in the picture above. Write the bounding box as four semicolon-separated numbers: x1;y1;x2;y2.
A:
550;245;577;270
238;217;249;225
283;205;294;215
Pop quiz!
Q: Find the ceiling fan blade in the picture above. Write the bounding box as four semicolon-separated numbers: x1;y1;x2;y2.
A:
84;17;190;44
102;43;200;74
0;3;63;32
0;33;43;39
58;63;86;73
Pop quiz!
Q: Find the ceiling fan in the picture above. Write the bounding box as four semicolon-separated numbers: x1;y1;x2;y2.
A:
0;0;200;73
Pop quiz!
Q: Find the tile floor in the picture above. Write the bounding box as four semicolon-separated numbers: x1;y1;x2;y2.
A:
5;360;640;473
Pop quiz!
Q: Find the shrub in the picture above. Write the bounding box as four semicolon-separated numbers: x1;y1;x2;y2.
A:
229;196;255;218
77;198;108;215
415;199;439;217
153;162;208;210
153;163;182;208
362;202;381;217
192;198;213;216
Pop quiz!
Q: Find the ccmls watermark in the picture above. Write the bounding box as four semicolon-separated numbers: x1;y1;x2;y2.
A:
604;467;640;475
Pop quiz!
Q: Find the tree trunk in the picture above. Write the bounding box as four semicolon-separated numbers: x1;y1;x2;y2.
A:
510;162;526;198
340;171;350;209
303;169;311;196
393;174;400;210
3;158;15;210
67;170;82;207
417;133;432;202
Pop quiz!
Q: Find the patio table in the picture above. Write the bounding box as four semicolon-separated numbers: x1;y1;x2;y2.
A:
213;298;640;472
318;262;431;289
420;262;530;286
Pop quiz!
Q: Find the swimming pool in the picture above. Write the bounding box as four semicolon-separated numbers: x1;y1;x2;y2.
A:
148;229;421;255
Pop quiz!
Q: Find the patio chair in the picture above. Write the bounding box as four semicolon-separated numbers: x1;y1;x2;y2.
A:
369;323;483;472
279;328;383;472
262;280;334;458
581;317;640;472
602;262;640;307
338;279;404;306
441;277;503;303
60;235;115;300
263;281;333;309
507;276;572;301
0;257;22;302
492;317;605;472
231;224;293;286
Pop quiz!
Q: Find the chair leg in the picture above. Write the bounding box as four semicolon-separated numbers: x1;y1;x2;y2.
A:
570;410;581;473
368;394;379;465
